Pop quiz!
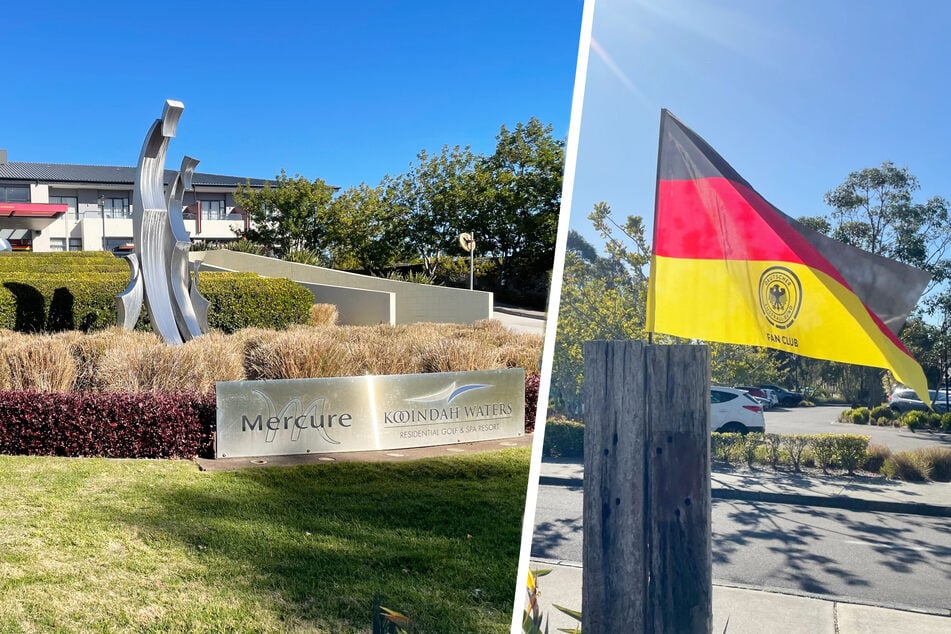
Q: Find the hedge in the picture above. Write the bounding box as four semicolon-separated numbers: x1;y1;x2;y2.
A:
0;390;215;458
542;418;584;458
0;253;313;333
200;273;313;332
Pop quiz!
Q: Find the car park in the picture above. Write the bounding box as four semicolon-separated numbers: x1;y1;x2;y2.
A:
735;386;772;409
758;384;803;407
888;387;951;414
711;386;766;433
758;388;779;408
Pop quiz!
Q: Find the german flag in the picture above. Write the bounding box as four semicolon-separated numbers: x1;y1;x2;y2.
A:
646;109;932;402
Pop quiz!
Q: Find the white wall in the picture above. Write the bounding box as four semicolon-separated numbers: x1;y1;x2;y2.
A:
192;250;494;325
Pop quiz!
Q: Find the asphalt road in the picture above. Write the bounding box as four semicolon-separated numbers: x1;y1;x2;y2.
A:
713;499;951;613
531;484;951;613
766;405;951;452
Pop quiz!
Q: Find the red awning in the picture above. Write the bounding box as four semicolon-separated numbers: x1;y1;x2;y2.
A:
0;202;68;218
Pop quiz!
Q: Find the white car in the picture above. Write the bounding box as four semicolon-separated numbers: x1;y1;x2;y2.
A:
711;386;766;434
759;388;780;408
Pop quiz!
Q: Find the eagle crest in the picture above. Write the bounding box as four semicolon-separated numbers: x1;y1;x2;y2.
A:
770;284;787;311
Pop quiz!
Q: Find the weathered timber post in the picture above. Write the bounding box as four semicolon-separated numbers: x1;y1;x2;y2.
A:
582;340;711;633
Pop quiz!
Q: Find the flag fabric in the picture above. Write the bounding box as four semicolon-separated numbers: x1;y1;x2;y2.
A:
646;109;932;402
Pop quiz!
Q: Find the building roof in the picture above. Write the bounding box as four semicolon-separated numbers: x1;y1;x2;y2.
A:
0;161;270;188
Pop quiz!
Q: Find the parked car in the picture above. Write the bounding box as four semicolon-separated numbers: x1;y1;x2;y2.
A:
888;387;951;414
758;384;803;407
711;386;766;434
759;388;779;408
735;386;772;409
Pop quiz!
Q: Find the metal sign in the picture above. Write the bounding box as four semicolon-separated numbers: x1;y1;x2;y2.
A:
215;368;525;459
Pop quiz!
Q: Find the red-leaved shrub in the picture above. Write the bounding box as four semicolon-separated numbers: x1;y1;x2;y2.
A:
0;391;215;459
525;372;540;433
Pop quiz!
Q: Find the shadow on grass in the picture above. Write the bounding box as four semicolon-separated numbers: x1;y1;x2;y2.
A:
108;451;530;633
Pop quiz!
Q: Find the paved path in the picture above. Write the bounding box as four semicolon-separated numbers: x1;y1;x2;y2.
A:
529;458;951;631
492;304;545;335
528;561;951;633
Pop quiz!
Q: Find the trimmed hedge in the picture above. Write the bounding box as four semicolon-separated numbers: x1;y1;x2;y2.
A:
0;253;312;333
201;273;312;333
0;390;215;458
542;418;584;458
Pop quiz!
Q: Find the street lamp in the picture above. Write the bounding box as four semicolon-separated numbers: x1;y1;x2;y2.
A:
459;232;476;290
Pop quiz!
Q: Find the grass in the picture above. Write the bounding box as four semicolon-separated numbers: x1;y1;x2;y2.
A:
0;448;530;633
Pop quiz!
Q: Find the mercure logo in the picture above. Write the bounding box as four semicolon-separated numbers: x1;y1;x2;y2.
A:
240;390;352;445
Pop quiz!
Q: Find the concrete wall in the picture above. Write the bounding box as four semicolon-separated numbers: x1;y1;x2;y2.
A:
192;250;493;325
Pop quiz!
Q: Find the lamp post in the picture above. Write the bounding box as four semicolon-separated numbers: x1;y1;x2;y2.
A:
98;194;106;251
459;232;476;290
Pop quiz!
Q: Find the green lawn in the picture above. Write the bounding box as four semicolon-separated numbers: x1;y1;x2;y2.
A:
0;448;530;633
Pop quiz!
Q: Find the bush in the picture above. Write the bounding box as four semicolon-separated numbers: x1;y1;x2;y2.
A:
863;444;891;474
0;390;215;458
284;248;325;266
833;434;870;475
524;372;539;433
712;432;743;465
882;452;932;481
901;410;941;431
942;413;951;432
849;407;870;425
811;434;838;472
781;435;811;472
869;404;894;423
916;447;951;482
222;238;267;255
742;433;763;468
202;273;313;333
542;418;584;458
0;253;314;333
763;433;782;469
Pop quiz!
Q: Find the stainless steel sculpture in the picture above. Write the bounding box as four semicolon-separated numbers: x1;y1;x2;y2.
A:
118;99;210;344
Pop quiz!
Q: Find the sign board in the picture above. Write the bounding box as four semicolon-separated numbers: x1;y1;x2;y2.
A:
215;368;525;459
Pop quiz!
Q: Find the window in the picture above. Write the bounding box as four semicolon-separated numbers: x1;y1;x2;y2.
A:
69;238;82;252
201;199;228;221
105;237;133;252
710;389;739;404
103;197;131;219
0;185;30;203
49;195;79;220
49;238;67;252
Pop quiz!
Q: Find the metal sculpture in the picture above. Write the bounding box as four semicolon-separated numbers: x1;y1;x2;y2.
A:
118;99;210;344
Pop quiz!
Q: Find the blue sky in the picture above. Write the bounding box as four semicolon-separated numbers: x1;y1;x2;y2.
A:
570;0;951;249
3;1;583;188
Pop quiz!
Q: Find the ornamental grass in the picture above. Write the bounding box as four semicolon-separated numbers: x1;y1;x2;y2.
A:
0;321;541;395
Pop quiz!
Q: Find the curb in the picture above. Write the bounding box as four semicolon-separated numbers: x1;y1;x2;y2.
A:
538;475;951;518
712;487;951;518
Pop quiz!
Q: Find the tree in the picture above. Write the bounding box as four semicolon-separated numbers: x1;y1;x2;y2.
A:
472;118;564;281
823;161;950;288
327;181;408;272
390;146;477;276
549;209;649;417
800;161;951;404
234;170;337;259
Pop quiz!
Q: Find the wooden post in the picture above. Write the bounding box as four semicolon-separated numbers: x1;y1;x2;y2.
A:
582;340;711;633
